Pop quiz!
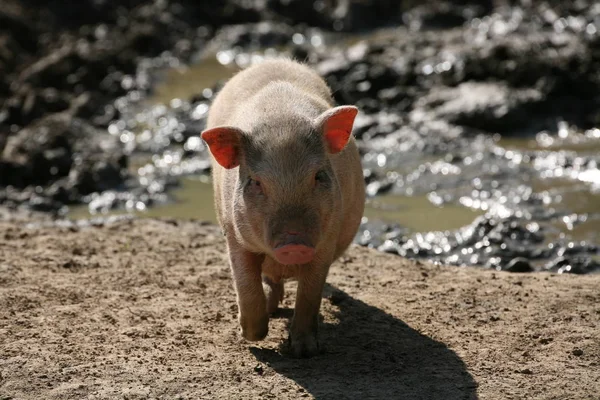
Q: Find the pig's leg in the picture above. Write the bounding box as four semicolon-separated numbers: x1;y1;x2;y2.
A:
289;265;329;357
227;240;268;341
263;276;284;315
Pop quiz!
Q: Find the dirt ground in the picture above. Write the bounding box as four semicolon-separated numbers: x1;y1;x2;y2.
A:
0;218;598;400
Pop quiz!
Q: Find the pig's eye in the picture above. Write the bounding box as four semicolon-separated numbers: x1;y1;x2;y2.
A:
246;177;263;195
315;170;329;185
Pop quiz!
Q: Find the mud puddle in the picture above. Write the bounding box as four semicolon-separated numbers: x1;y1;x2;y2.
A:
68;54;482;235
69;177;216;223
150;57;239;106
4;0;600;278
69;175;480;235
69;52;600;274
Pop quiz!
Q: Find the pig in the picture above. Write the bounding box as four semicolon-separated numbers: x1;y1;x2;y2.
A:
201;58;365;357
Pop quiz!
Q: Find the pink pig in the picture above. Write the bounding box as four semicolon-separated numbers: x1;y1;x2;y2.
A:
201;59;365;357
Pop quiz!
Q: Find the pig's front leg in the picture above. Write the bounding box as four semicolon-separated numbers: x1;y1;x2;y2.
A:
289;264;329;358
227;239;268;341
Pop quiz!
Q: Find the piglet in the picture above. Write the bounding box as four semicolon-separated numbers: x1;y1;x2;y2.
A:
201;59;365;357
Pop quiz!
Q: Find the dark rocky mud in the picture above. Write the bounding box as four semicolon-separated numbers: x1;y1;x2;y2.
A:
1;0;600;273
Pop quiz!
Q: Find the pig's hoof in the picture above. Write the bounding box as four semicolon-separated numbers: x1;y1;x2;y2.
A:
287;333;320;358
240;314;269;341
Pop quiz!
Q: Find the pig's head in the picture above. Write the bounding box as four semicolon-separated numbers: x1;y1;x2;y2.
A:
202;106;358;265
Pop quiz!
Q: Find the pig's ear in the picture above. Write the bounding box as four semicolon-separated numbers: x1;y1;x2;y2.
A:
316;106;358;154
201;126;244;169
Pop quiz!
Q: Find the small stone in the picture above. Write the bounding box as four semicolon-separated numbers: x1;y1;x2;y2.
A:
505;257;534;273
519;368;533;375
572;348;583;356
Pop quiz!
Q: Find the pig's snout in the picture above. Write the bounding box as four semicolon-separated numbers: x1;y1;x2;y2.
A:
273;233;315;265
274;244;315;265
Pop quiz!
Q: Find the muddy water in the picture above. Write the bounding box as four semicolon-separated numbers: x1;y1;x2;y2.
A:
150;57;239;106
69;177;217;222
73;55;480;233
145;58;599;234
67;54;600;273
79;58;599;233
499;136;600;243
69;175;480;235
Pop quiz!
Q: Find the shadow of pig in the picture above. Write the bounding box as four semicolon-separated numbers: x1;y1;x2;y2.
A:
250;284;478;400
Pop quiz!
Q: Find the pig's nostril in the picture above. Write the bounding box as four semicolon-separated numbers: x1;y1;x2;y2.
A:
273;244;315;265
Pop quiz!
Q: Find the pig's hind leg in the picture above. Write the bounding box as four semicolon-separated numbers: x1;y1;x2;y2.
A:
227;239;269;341
263;276;284;315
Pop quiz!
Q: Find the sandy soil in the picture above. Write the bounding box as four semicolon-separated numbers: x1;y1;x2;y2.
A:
0;218;598;400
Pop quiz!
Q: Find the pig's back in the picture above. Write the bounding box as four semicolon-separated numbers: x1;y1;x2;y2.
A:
207;59;334;128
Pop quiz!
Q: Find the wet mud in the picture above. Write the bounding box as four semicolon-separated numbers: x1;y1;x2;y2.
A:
1;0;600;273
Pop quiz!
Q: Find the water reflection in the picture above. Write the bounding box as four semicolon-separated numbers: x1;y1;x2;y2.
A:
68;52;600;274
